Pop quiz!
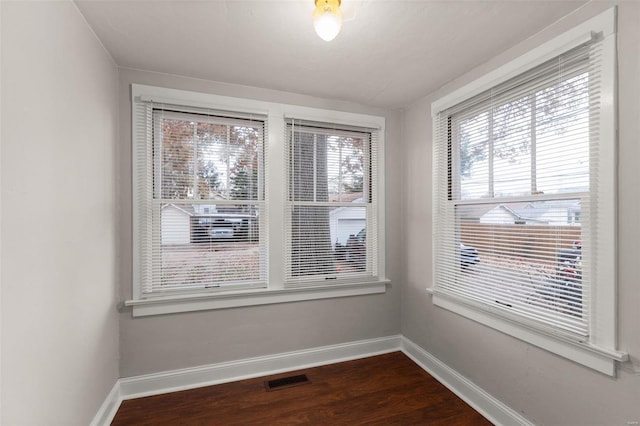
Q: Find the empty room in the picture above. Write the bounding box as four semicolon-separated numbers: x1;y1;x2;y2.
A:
1;0;639;425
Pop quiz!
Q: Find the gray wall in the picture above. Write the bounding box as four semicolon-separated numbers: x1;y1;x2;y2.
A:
0;1;119;425
117;68;403;377
401;2;640;425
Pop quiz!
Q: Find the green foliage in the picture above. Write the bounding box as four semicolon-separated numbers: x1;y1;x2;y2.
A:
343;174;363;193
199;160;220;192
230;166;258;200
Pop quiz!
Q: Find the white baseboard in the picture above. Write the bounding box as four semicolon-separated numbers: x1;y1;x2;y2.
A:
92;335;528;426
119;334;402;400
92;335;401;425
89;381;121;426
401;336;534;426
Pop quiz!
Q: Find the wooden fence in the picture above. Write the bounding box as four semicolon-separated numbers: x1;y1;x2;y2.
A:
460;223;581;267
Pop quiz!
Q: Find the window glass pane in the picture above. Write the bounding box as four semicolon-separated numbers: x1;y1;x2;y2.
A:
157;203;262;290
493;97;532;197
535;73;590;194
291;131;328;202
458;112;489;200
332;136;365;202
287;124;373;281
456;72;590;200
290;206;368;277
159;117;196;199
291;129;366;203
456;200;585;329
227;124;261;201
156;112;262;201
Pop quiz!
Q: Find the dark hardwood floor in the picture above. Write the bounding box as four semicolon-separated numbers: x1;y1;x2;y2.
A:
112;351;493;425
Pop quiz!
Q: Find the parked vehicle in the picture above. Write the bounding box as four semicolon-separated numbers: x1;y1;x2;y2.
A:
460;243;480;268
208;227;234;239
550;240;583;316
345;229;366;269
556;240;582;285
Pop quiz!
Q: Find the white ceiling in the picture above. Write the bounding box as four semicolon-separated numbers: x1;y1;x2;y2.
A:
75;0;588;109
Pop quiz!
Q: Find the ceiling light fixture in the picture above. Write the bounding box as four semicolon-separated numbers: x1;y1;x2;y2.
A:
313;0;343;42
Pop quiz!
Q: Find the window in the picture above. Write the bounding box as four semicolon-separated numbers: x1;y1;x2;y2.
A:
129;85;387;316
431;8;626;375
139;108;267;295
285;120;378;285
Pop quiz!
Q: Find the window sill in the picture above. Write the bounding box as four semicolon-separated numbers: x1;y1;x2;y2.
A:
430;290;628;376
125;280;389;317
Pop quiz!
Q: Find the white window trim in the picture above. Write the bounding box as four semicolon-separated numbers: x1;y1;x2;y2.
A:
127;84;387;316
430;7;627;376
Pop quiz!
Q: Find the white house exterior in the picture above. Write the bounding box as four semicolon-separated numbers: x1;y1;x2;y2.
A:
479;201;581;226
161;204;193;245
329;206;366;248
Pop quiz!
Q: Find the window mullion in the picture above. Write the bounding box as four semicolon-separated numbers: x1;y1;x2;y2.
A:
488;107;494;198
338;141;343;203
225;125;230;194
192;124;198;199
531;94;537;195
313;133;317;202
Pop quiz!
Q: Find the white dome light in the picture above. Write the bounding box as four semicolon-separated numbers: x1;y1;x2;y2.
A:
313;0;343;42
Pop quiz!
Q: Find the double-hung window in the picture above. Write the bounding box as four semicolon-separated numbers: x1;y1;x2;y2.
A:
134;104;267;295
431;8;626;375
129;85;387;316
285;120;379;286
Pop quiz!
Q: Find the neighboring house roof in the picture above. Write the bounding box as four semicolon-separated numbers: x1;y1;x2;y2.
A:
161;203;255;219
330;197;366;218
459;204;496;220
510;199;580;220
329;192;365;203
161;203;195;216
498;204;548;224
459;202;549;221
473;199;581;224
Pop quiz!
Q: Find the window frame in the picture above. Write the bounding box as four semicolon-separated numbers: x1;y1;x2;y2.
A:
127;84;387;317
284;120;379;286
149;108;268;294
430;8;627;375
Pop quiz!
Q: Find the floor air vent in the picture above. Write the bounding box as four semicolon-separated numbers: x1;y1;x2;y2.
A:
264;374;311;391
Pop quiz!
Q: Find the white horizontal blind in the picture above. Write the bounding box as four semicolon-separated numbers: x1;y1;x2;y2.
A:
284;119;378;286
134;102;267;295
433;39;603;338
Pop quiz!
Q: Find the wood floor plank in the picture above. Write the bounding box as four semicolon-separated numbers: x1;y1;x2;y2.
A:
112;352;493;425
